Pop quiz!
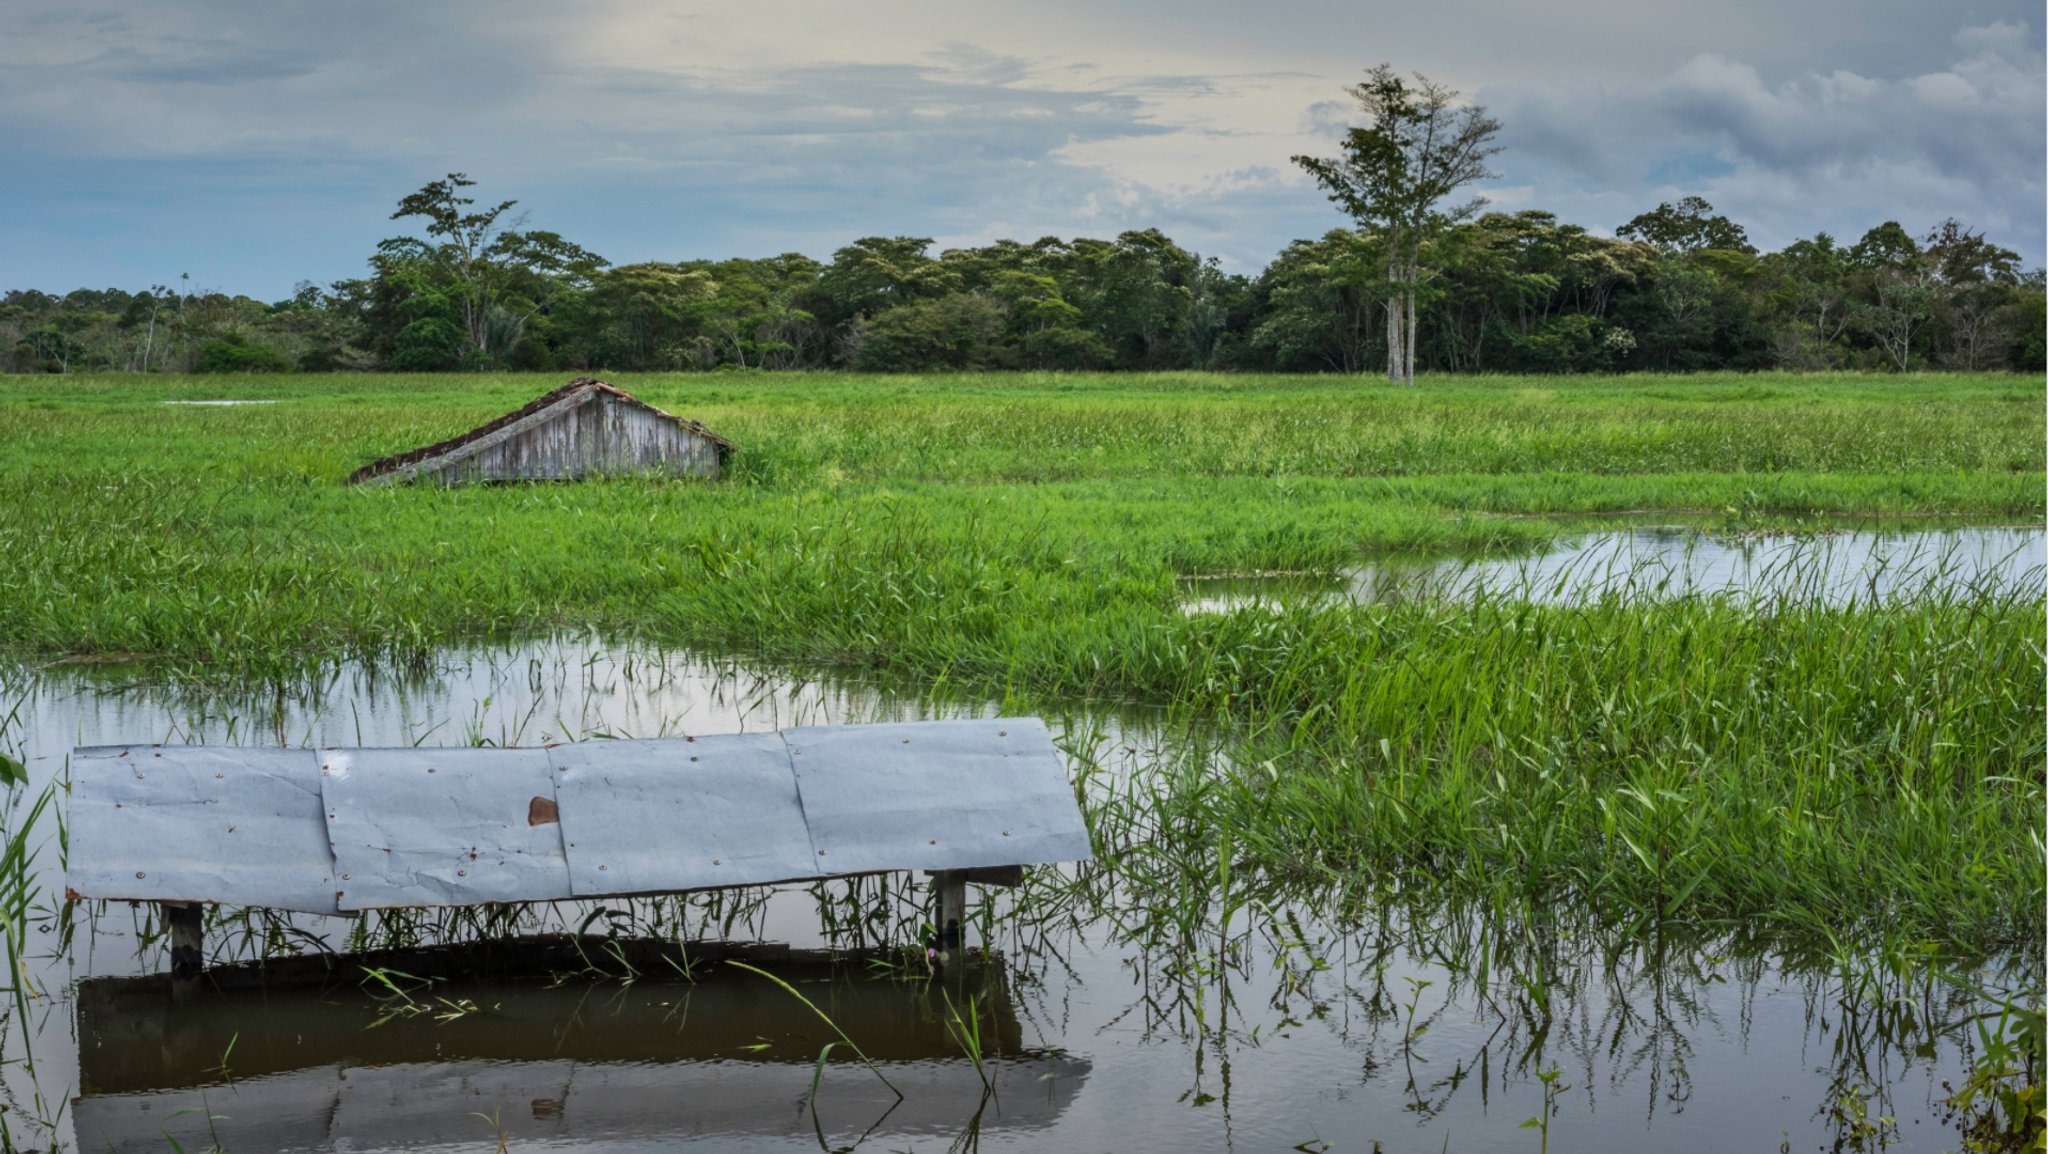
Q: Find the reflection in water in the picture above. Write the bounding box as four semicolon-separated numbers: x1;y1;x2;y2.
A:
20;636;970;752
75;945;1086;1153
0;636;2020;1153
1184;526;2047;611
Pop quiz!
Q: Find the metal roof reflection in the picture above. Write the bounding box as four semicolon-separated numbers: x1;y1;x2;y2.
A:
73;945;1088;1153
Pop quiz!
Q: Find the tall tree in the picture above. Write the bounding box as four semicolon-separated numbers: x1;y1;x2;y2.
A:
1762;234;1853;366
1919;219;2023;371
1293;64;1502;384
381;173;607;367
1847;222;1930;370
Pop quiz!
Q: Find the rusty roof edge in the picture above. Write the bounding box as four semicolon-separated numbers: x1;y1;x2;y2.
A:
345;378;736;486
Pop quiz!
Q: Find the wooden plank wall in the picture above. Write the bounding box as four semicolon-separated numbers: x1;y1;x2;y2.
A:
434;393;722;484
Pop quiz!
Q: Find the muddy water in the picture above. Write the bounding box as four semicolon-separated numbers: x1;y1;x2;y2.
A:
1184;525;2046;612
0;638;2005;1152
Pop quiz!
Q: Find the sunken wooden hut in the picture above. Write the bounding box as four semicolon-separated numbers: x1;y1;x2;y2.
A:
347;378;733;487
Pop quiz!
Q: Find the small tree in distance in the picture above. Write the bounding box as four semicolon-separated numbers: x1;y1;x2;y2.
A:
1293;65;1502;385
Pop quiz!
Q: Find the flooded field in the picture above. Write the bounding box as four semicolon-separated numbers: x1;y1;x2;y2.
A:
1183;525;2046;612
0;638;2021;1153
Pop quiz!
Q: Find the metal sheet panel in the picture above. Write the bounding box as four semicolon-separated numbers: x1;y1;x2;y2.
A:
65;745;339;915
548;734;819;896
785;718;1091;875
320;747;569;910
68;718;1090;916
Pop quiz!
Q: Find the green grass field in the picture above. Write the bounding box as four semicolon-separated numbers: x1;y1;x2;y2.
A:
1;370;2039;658
1;370;2042;955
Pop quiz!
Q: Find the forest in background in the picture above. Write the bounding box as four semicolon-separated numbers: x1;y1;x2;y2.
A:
5;190;2042;377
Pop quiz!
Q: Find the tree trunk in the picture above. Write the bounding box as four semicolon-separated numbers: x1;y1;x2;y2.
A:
1403;265;1419;387
1385;292;1405;383
1392;254;1409;383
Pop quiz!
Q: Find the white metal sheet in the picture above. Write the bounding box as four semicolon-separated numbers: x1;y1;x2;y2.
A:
65;745;340;915
319;747;569;910
785;718;1091;875
549;734;820;896
67;719;1090;915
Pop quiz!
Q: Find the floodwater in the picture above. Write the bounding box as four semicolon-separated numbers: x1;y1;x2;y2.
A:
0;637;2015;1152
1184;525;2046;612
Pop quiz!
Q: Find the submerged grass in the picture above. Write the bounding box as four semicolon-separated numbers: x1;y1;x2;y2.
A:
0;371;2040;960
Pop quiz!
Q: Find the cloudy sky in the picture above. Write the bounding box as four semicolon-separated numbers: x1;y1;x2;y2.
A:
2;1;2040;297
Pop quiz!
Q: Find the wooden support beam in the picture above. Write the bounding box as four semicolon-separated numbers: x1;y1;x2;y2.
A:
956;864;1024;888
924;865;1028;953
932;870;967;949
162;902;203;978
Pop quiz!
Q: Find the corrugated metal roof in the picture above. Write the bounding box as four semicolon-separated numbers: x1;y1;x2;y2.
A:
66;745;342;915
787;718;1091;875
322;747;572;910
65;719;1090;913
345;378;735;485
549;733;819;897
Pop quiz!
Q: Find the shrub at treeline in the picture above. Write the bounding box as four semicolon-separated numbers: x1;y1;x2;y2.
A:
5;183;2042;376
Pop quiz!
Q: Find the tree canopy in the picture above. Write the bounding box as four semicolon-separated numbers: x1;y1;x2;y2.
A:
1292;65;1502;384
5;178;2039;377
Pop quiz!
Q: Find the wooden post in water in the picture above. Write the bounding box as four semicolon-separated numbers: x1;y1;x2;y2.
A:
162;902;203;978
933;871;968;949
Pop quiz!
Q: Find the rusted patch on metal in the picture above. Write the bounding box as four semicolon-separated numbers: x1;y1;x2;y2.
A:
527;796;560;826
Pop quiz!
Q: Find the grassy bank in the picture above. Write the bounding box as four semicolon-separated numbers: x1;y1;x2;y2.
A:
0;371;2039;661
0;371;2041;953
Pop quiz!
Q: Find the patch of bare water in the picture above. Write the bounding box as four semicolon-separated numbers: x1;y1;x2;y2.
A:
1184;525;2046;612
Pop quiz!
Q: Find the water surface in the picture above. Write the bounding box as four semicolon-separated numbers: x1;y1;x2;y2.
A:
0;636;2011;1153
1185;525;2045;612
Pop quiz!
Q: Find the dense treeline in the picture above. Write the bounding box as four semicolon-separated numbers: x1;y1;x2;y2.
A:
5;186;2041;376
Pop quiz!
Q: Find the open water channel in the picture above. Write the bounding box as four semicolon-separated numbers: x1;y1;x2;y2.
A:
1182;525;2045;612
1;526;2037;1153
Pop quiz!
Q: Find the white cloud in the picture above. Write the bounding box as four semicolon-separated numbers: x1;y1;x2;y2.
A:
0;0;2039;294
1488;20;2045;257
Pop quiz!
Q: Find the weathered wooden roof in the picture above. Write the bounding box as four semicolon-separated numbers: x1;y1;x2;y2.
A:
345;377;734;486
66;718;1091;915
